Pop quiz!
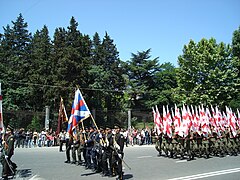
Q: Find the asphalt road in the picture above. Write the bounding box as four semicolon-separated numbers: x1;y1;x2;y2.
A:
1;145;240;180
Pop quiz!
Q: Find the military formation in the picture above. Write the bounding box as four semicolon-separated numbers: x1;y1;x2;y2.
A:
64;125;125;180
155;126;240;161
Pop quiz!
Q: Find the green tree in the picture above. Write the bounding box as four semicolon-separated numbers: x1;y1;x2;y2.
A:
148;62;177;108
88;32;125;126
27;115;41;132
29;25;53;111
229;26;240;110
176;38;238;108
123;49;160;110
0;14;32;127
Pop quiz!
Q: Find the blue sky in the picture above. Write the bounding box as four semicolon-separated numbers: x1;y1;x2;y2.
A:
1;0;239;66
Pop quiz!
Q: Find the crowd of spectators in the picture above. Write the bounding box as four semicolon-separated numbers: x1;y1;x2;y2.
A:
12;128;57;148
123;127;156;147
0;127;157;149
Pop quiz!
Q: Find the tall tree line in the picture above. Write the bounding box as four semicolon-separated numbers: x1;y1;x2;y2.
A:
0;14;239;130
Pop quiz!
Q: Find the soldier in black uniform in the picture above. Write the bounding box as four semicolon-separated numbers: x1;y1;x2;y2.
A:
102;127;113;177
64;133;72;163
94;127;105;173
85;127;96;170
82;127;89;167
71;128;80;164
1;125;17;179
77;127;85;165
113;125;125;180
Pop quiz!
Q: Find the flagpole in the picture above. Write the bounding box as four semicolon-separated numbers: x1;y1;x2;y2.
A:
81;121;87;141
90;114;99;131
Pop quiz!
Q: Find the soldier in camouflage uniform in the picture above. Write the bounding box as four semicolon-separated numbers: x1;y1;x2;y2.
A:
155;130;163;157
195;130;202;158
216;128;225;157
178;134;185;160
185;130;195;161
171;130;179;159
209;126;218;156
201;132;210;159
228;128;238;156
167;134;174;158
236;126;240;153
161;133;169;157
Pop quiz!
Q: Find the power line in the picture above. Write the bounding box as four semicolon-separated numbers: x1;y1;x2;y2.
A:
1;80;125;93
23;0;42;15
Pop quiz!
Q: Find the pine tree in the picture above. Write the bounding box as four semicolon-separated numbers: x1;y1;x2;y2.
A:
29;25;53;111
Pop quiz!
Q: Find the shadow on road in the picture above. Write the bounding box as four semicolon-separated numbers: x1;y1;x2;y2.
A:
81;172;98;176
80;172;134;179
123;174;133;179
16;168;32;178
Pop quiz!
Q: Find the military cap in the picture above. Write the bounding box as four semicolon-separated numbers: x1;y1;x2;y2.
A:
114;125;120;129
7;125;14;132
105;127;112;130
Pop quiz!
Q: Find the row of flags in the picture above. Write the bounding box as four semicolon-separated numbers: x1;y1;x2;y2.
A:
153;104;240;138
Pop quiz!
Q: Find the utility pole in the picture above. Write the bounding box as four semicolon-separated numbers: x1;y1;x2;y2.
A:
128;109;131;130
45;106;50;130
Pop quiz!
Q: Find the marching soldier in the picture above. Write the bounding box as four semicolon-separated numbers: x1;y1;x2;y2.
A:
236;126;240;153
113;125;125;180
161;133;169;157
102;127;114;177
178;134;185;160
85;127;96;170
195;130;203;157
71;128;80;164
95;127;105;173
201;132;210;159
77;127;85;165
1;125;17;179
64;133;72;163
185;129;195;161
170;126;178;159
228;128;238;156
216;128;225;157
155;129;163;157
209;126;218;156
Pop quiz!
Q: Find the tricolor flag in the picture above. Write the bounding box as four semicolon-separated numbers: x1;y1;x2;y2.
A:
0;83;3;132
67;89;91;136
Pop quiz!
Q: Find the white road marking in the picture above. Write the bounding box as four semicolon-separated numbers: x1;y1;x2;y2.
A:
137;155;153;159
29;175;39;180
29;174;45;180
167;167;240;180
176;160;187;163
